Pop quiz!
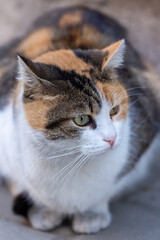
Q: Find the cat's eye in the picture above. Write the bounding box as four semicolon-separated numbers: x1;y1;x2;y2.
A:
110;105;119;117
74;115;90;126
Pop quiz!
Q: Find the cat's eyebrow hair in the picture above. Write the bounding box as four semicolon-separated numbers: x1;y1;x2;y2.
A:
69;75;101;107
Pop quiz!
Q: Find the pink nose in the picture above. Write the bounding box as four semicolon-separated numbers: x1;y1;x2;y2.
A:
103;136;116;147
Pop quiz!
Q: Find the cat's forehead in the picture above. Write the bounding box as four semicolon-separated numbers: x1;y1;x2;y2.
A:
34;49;127;102
35;50;123;97
33;49;124;98
34;50;93;78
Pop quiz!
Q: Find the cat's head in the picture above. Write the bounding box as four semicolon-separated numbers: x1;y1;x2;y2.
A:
17;40;128;155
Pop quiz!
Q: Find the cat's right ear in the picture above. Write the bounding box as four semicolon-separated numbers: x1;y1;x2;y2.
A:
17;55;60;101
17;55;60;100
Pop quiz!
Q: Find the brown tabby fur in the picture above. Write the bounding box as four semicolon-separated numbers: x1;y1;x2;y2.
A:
0;5;160;168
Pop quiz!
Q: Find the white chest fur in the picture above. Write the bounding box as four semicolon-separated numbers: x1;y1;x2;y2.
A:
0;104;130;214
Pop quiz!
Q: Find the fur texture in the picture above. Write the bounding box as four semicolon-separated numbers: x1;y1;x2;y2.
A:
0;6;159;234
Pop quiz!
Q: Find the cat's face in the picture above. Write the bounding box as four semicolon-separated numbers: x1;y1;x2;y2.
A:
17;40;128;156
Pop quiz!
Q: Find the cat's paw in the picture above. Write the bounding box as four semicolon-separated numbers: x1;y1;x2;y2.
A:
28;206;63;231
72;209;112;234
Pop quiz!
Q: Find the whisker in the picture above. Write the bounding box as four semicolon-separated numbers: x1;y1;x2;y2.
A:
57;156;84;189
134;114;150;130
46;153;83;187
74;155;90;179
54;154;83;183
51;145;83;154
60;155;89;191
125;86;147;92
129;98;140;108
38;150;81;161
110;86;146;99
127;93;143;98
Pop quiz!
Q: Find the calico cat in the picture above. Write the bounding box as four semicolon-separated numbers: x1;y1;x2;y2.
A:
0;6;160;234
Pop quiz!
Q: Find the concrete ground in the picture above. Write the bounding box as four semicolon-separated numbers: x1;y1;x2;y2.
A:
0;0;160;239
1;176;160;240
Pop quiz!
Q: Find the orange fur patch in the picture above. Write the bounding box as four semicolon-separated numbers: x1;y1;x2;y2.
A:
18;28;53;59
34;50;92;78
23;100;51;129
96;81;128;120
59;11;82;28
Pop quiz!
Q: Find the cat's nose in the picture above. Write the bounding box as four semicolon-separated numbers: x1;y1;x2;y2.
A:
103;136;116;147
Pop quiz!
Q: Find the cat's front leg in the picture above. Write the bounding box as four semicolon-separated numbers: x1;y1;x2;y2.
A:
13;190;64;231
28;205;64;231
72;203;112;234
28;206;63;231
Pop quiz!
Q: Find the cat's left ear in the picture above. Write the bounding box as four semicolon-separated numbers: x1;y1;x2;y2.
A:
102;39;125;70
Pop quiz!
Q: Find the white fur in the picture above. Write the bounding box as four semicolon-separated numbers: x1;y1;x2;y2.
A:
0;87;131;233
17;56;36;83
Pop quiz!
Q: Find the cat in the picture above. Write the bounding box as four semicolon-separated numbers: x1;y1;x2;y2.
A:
0;6;160;234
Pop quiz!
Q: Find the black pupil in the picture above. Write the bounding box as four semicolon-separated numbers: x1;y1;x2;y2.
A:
81;115;84;122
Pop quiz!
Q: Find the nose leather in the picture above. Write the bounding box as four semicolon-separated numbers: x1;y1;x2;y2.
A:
103;136;116;147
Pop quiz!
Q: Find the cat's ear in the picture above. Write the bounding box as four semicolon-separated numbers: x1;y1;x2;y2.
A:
102;39;125;70
17;55;53;87
17;55;59;99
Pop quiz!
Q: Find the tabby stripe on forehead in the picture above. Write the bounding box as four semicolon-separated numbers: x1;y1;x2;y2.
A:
35;63;102;107
69;75;101;108
53;66;100;101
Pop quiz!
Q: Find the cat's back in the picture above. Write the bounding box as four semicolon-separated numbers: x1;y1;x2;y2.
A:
0;6;126;60
0;6;125;108
0;6;159;114
0;6;125;110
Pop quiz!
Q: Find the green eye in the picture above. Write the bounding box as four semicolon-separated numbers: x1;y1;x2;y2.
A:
110;105;119;117
74;115;90;126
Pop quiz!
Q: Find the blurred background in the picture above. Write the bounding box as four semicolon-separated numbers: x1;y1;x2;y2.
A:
0;0;160;74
